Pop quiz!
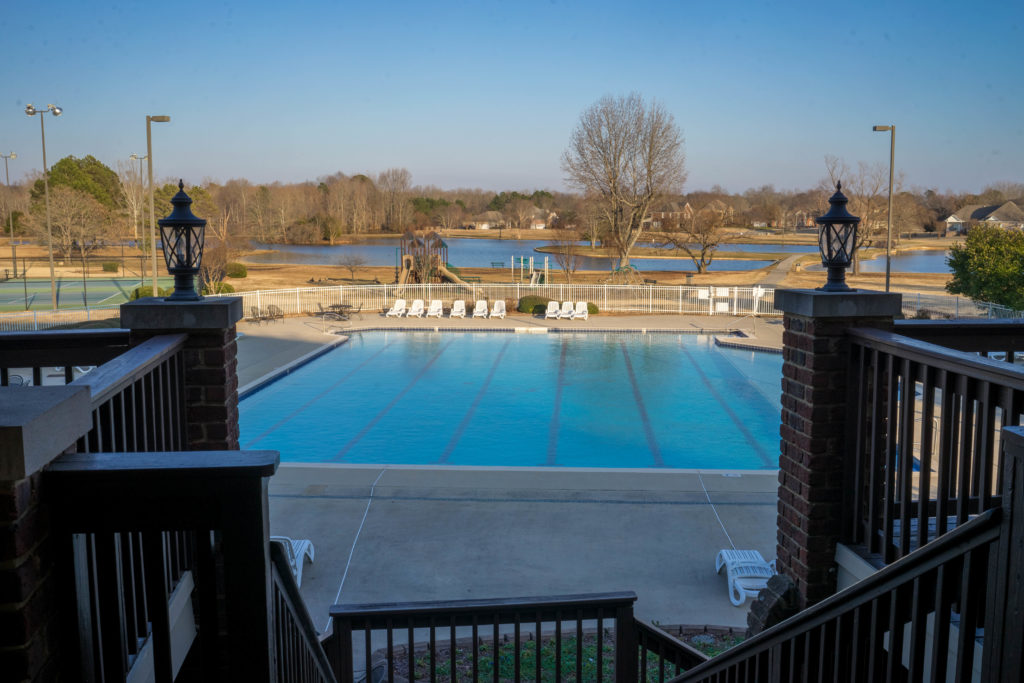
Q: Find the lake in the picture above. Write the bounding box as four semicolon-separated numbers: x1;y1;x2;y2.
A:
243;237;804;273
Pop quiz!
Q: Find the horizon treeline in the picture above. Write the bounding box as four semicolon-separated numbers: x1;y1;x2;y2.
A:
2;157;1024;254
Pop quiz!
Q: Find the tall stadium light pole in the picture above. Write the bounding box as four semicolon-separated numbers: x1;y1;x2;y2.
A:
146;115;170;296
2;152;17;279
25;104;62;309
873;124;895;292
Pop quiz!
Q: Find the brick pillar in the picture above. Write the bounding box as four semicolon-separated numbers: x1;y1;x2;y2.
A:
120;298;243;450
774;289;901;609
0;387;91;681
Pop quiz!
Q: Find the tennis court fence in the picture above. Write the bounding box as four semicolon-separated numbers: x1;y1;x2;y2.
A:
0;283;1021;331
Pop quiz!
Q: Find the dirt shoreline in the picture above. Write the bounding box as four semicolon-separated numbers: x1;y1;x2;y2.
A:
1;235;954;295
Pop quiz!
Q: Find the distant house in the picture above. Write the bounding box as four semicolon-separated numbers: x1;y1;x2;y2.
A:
530;209;557;230
945;201;1024;233
647;201;692;229
466;211;505;230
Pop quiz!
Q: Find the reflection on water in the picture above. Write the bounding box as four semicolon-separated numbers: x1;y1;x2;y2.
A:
805;249;950;274
245;237;789;272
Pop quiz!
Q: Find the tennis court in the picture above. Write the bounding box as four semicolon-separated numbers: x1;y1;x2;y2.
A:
0;276;173;312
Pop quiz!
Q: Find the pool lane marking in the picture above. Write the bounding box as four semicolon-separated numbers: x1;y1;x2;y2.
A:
437;338;511;463
546;338;568;465
678;343;774;467
620;342;665;467
331;339;455;461
326;468;386;633
242;341;396;448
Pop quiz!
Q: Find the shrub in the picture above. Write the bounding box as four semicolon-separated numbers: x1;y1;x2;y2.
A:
517;295;552;315
585;302;599;315
101;261;119;273
130;285;171;300
203;281;235;294
225;262;248;278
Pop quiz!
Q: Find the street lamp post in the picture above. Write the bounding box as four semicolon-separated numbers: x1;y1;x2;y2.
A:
146;115;170;296
873;124;895;292
25;104;62;309
2;152;16;279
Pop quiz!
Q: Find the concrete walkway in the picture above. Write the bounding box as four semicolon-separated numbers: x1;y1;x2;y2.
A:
237;313;782;631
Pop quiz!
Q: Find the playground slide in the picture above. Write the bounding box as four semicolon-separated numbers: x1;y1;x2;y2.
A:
436;263;472;287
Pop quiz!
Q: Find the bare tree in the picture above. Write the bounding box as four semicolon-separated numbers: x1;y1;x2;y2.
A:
436;203;464;231
507;198;535;231
562;93;686;267
116;160;145;240
337;253;367;281
823;155;888;273
551;229;585;283
661;204;724;273
31;186;107;260
379;168;412;232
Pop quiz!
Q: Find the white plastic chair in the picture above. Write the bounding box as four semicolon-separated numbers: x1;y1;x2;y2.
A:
571;302;589;321
491;300;506;319
557;301;574;319
715;549;776;606
450;300;466;318
472;300;489;318
271;536;315;587
385;299;407;317
426;300;443;318
407;299;425;317
544;301;560;319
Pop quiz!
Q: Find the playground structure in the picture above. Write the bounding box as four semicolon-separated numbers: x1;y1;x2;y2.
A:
395;231;472;286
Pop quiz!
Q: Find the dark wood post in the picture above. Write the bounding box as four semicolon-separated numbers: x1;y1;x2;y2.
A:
982;426;1024;679
614;602;637;683
773;289;901;609
121;298;243;450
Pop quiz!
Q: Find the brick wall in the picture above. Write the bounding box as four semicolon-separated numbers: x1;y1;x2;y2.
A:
774;290;900;609
0;473;60;681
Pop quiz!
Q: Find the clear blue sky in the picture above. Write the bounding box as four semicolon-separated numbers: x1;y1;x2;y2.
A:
1;0;1021;194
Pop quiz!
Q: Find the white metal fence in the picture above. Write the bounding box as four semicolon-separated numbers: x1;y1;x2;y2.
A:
1;283;1021;331
215;283;778;319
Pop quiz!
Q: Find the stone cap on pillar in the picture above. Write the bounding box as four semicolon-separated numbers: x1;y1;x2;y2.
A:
775;289;902;318
120;297;243;330
0;386;92;480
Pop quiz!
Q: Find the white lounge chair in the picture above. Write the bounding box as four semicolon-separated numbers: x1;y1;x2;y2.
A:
544;301;560;319
557;301;574;319
472;300;489;318
385;299;407;317
450;300;466;318
715;549;776;606
491;300;506;319
407;299;425;317
570;301;589;320
426;300;444;318
271;536;315;587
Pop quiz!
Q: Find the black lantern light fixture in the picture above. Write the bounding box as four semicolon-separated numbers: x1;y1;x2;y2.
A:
815;182;860;292
158;180;206;301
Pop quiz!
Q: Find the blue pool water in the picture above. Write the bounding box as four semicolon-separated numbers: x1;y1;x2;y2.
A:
239;332;782;469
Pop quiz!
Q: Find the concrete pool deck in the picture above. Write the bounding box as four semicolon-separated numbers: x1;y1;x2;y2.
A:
237;313;782;631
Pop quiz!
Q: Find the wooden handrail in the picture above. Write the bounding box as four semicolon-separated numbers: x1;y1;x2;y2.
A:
673;508;1002;681
70;333;187;408
895;319;1024;351
330;591;637;625
849;326;1024;389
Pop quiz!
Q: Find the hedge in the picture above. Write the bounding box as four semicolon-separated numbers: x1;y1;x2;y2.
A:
226;262;248;278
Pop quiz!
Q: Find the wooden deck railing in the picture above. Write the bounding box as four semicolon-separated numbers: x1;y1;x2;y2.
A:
326;592;706;683
270;542;338;682
70;333;188;453
673;426;1024;682
48;450;335;682
845;324;1024;563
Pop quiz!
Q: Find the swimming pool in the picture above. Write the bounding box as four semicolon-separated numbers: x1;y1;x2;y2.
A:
239;331;782;469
